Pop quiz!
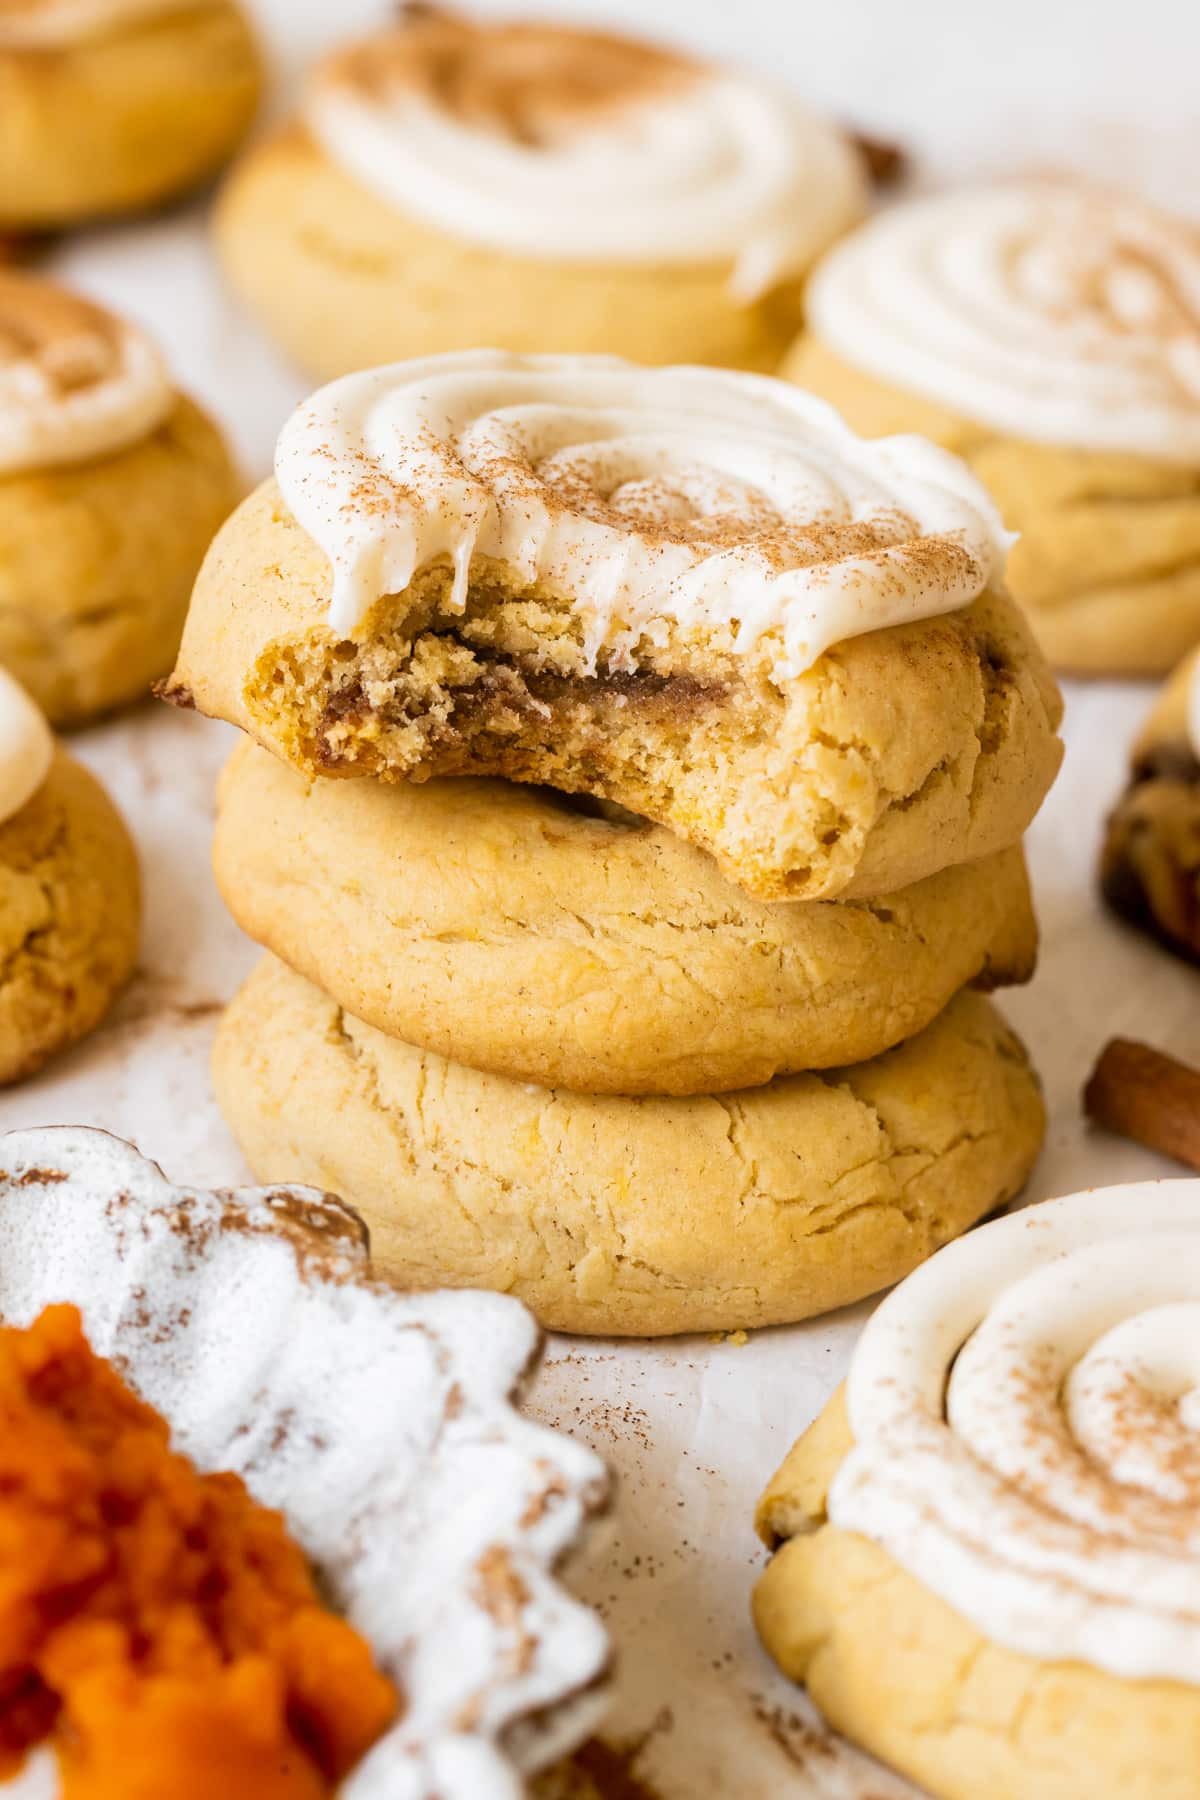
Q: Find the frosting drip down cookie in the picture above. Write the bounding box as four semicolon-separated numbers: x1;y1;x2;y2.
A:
787;179;1200;674
166;352;1063;903
755;1183;1200;1799
214;8;865;375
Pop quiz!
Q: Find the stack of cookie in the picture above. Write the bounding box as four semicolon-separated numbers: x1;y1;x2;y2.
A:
165;352;1064;1336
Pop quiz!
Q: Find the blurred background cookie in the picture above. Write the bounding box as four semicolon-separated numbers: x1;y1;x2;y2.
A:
786;178;1200;675
0;669;139;1081
0;270;239;724
215;5;866;376
214;958;1045;1338
1101;648;1200;961
0;0;263;230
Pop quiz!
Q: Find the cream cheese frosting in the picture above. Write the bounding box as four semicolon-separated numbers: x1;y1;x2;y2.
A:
0;667;52;825
304;11;866;303
0;0;210;48
0;272;172;474
828;1182;1200;1685
274;350;1012;679
807;179;1200;462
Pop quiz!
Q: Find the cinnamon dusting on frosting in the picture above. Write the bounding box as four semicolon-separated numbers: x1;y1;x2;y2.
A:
274;351;1010;674
830;1183;1200;1683
0;270;122;396
0;269;172;474
808;178;1200;461
334;7;699;148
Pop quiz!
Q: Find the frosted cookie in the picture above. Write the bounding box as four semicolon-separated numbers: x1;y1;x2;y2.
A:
165;353;1063;903
1101;649;1200;962
0;270;239;723
0;0;262;230
215;739;1038;1095
0;670;139;1080
785;179;1200;675
754;1182;1200;1800
213;958;1046;1338
214;6;866;378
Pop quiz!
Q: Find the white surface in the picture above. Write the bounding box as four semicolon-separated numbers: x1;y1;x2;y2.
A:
7;1;1198;1791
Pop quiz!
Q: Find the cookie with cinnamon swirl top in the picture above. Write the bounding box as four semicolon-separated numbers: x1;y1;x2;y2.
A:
1101;650;1200;961
165;351;1063;903
0;270;239;723
754;1183;1200;1799
214;7;865;377
0;0;261;229
785;179;1200;676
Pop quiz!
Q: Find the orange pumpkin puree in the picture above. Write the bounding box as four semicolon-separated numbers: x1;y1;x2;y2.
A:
0;1304;398;1797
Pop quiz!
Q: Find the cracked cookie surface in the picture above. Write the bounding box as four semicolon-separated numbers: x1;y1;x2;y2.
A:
215;740;1038;1094
212;957;1045;1337
753;1388;1200;1800
168;480;1063;902
1101;650;1200;962
0;394;238;725
785;337;1200;678
0;747;139;1082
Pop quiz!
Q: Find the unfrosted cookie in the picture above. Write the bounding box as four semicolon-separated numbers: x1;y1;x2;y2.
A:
215;740;1038;1094
0;672;139;1080
785;180;1200;676
213;957;1046;1338
165;354;1063;903
0;270;239;724
215;9;864;377
0;0;262;230
1101;649;1199;961
753;1184;1200;1800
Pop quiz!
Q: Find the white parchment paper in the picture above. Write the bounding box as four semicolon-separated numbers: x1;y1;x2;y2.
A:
8;1;1195;1790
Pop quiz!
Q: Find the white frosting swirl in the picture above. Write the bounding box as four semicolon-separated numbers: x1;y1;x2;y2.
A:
0;272;172;476
0;667;52;825
0;0;209;47
304;16;865;302
274;351;1011;677
807;180;1200;462
829;1183;1200;1684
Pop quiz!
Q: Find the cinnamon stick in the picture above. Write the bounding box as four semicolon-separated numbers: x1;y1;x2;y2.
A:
1084;1038;1200;1171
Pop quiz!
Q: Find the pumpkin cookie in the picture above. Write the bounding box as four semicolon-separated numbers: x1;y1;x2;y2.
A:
215;740;1038;1095
754;1183;1200;1800
166;353;1063;903
213;957;1045;1338
785;179;1200;676
0;0;262;230
1100;649;1200;961
0;270;239;724
0;670;139;1081
215;7;864;379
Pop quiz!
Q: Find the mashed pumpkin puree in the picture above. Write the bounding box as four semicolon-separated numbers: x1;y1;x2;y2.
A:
0;1304;397;1796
